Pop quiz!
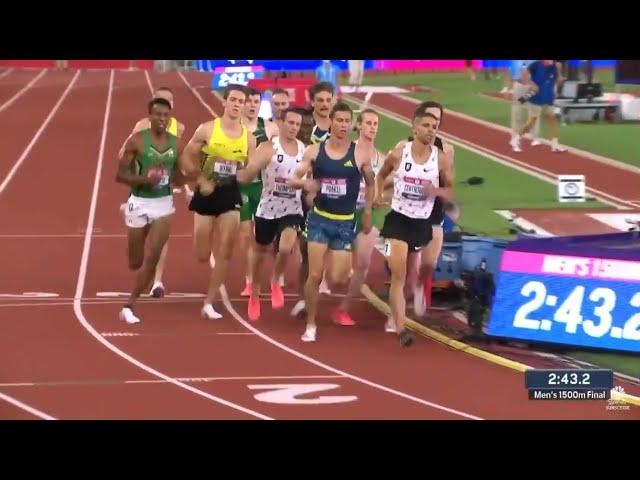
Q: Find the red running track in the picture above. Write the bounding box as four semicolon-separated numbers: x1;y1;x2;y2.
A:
0;69;636;420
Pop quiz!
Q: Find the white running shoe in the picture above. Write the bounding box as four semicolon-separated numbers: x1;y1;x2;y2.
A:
413;285;426;317
301;325;317;342
278;274;285;287
290;299;306;316
319;278;331;295
201;303;223;320
530;139;543;147
209;253;216;269
384;316;397;333
119;307;140;324
509;137;522;153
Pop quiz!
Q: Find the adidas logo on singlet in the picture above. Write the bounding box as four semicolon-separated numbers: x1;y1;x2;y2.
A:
343;160;354;168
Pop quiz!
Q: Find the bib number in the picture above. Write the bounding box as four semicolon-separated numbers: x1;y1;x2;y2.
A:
149;167;170;189
384;240;392;257
320;178;347;197
401;177;428;201
274;177;295;198
214;160;237;178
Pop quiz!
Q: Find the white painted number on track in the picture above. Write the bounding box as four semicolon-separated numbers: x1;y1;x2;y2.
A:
248;384;358;405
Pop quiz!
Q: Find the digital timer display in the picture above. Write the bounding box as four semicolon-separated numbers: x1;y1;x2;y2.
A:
486;235;640;353
212;66;265;89
525;369;613;389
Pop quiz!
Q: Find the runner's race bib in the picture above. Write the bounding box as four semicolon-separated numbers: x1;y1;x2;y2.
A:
274;177;296;198
214;160;238;178
149;167;170;189
320;178;347;197
401;176;428;201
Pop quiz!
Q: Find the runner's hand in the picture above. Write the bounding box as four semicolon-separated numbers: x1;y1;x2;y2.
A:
422;181;438;198
146;168;163;186
303;179;320;195
198;176;216;196
373;194;387;208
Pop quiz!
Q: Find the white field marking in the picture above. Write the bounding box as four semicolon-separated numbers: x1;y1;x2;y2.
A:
0;374;345;388
0;297;309;309
0;70;80;196
144;70;153;95
99;332;256;337
0;390;56;420
0;233;193;238
0;68;15;80
0;292;59;298
587;212;640;232
493;210;554;237
0;69;47;113
177;71;218;117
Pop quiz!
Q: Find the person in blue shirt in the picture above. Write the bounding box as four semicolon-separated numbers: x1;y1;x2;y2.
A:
512;60;567;153
315;60;340;98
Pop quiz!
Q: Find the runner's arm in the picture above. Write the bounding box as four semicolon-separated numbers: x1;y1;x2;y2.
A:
177;121;185;138
171;137;188;186
359;152;376;211
117;118;148;159
180;123;211;190
375;146;401;204
442;141;456;185
237;143;272;184
288;143;319;190
425;149;454;202
115;134;161;187
245;133;257;168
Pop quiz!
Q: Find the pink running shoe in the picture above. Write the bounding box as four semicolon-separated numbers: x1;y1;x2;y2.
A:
248;294;261;322
271;281;284;310
331;310;356;326
241;282;252;297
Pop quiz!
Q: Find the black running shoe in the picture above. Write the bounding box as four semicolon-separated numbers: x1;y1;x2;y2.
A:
399;329;414;347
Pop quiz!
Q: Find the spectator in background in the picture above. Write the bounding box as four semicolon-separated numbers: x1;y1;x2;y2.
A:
348;60;365;91
512;60;567;153
465;60;475;81
315;60;340;98
508;60;540;152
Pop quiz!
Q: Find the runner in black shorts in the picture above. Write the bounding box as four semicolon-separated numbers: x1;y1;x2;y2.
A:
182;84;257;320
236;108;305;321
392;101;458;317
376;107;454;346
